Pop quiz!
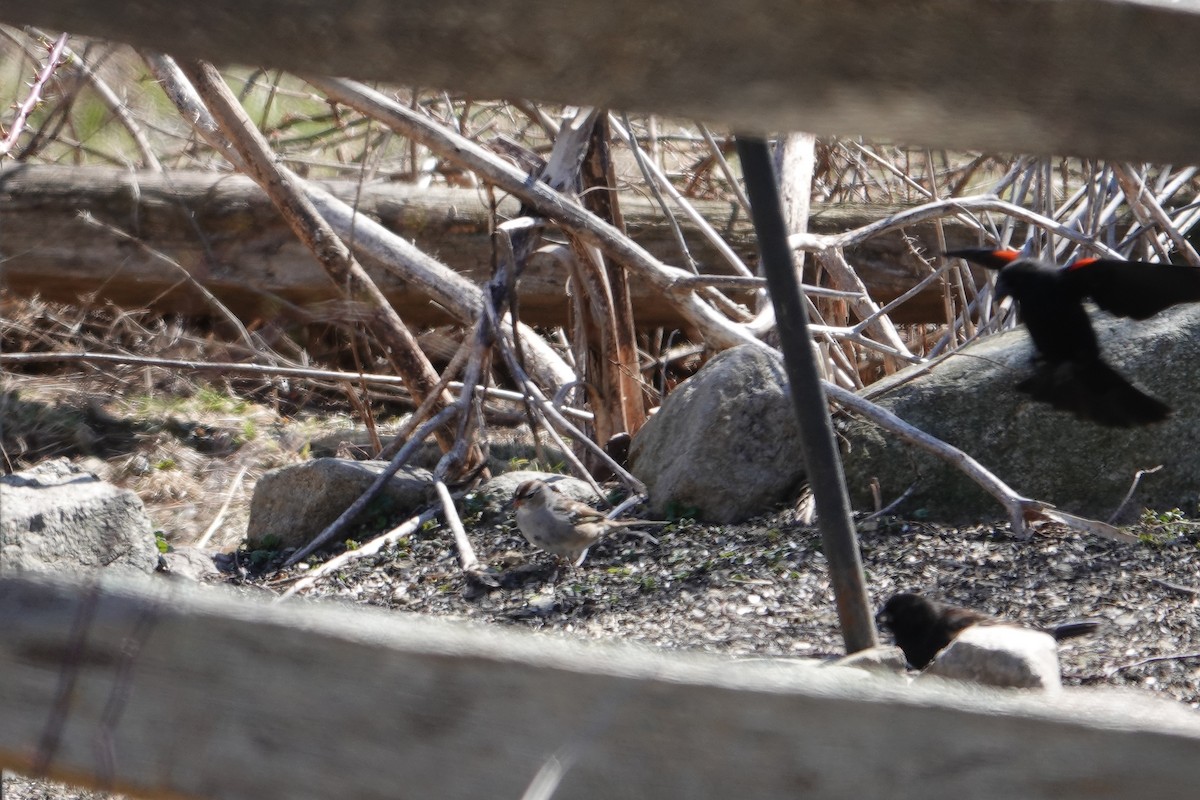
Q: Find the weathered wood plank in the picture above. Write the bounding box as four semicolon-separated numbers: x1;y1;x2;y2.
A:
5;1;1200;164
2;572;1199;800
0;165;970;325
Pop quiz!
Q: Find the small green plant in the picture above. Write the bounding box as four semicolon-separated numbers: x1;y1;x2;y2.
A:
1142;508;1186;526
458;492;487;525
195;386;249;414
249;533;283;550
664;500;701;522
241;533;285;569
154;530;170;554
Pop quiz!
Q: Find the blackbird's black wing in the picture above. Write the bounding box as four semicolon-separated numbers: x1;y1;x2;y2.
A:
1016;358;1171;426
1064;258;1200;320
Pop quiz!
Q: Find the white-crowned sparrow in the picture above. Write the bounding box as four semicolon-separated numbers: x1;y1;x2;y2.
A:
512;479;652;566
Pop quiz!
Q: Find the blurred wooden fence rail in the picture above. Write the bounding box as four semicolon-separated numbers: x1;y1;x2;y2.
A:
0;165;965;326
2;572;1200;800
7;0;1200;165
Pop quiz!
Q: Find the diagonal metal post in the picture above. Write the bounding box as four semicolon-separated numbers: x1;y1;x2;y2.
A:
735;136;877;653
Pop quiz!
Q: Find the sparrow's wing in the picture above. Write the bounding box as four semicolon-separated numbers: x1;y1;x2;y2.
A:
562;501;608;526
1064;258;1200;319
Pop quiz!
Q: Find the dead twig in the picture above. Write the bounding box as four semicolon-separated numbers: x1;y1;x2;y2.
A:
0;31;67;158
276;507;439;599
433;478;491;581
0;351;594;422
195;466;248;549
1147;578;1200;596
1105;652;1200;678
305;75;764;352
1109;465;1164;524
180;59;474;465
144;53;575;392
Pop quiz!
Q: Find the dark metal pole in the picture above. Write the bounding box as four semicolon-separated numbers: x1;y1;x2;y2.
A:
735;136;877;653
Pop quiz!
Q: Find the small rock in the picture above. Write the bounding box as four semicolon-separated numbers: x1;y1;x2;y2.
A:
157;546;221;582
920;625;1062;691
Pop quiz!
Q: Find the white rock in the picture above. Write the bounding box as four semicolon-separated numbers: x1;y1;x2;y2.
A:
920;625;1062;691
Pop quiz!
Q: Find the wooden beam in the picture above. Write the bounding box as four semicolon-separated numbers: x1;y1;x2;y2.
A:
5;1;1200;164
2;572;1199;799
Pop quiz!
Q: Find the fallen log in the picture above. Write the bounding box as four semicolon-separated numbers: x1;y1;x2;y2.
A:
0;165;973;326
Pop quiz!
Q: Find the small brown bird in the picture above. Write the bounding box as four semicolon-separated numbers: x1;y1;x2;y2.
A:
876;592;1101;669
512;479;653;566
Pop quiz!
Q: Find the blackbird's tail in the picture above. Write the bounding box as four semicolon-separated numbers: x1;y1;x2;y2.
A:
1051;620;1103;641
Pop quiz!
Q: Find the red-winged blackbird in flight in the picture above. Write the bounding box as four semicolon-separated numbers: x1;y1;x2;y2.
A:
876;592;1101;670
947;248;1200;426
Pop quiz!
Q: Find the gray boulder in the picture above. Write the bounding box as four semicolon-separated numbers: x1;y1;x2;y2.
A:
841;306;1200;522
0;458;160;575
247;458;434;550
629;345;805;523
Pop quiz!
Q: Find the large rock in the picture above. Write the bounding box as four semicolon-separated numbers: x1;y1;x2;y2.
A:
629;345;805;523
247;458;434;551
841;306;1200;522
0;458;160;574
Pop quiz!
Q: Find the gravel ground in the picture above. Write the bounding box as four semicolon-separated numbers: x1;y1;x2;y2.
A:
257;502;1200;705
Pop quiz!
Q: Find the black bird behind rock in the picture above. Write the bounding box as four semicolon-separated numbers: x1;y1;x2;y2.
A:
876;591;1102;670
947;247;1200;426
